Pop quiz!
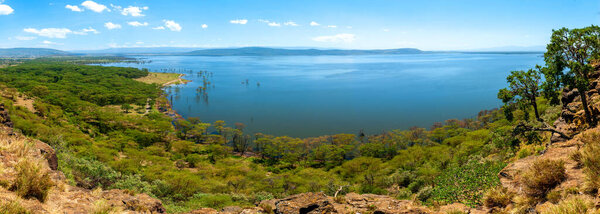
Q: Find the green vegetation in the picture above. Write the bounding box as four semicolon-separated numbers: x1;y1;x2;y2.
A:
0;25;598;212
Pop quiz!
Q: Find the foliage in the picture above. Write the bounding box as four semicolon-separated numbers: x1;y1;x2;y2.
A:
431;161;506;207
580;132;600;194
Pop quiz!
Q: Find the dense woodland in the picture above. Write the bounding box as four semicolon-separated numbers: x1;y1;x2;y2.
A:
0;26;598;212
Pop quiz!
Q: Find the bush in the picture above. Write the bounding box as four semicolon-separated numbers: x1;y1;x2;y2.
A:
416;186;433;202
483;186;514;208
521;159;566;198
0;201;31;214
11;158;54;202
396;187;412;200
540;195;597;214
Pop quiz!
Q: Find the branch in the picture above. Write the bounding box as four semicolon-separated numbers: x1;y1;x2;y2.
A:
514;122;572;140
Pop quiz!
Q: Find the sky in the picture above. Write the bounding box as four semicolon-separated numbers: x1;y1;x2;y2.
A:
0;0;598;51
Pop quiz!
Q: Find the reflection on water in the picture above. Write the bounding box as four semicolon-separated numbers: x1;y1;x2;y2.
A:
104;53;543;137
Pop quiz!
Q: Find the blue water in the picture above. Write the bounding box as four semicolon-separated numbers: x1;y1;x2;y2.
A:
105;53;544;137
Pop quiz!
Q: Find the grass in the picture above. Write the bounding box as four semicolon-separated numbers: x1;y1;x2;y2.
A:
11;158;53;202
580;132;600;194
540;195;597;214
521;159;566;199
0;201;31;214
92;199;122;214
483;186;514;209
135;72;189;86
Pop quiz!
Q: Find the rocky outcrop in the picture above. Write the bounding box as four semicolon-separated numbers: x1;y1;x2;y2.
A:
0;122;166;213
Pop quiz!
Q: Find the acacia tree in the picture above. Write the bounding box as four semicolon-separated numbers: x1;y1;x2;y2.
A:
544;25;600;126
497;67;543;121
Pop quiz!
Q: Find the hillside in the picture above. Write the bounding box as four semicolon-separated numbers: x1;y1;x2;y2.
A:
0;26;598;213
0;48;71;58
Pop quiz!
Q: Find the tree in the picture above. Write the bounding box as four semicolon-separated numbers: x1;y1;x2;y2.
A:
121;103;133;113
497;67;543;121
544;25;600;126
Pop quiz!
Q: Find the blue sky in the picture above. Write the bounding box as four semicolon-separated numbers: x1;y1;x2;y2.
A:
0;0;598;51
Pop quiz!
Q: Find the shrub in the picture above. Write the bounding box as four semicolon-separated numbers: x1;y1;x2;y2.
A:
540;195;597;214
0;201;31;214
521;159;566;198
396;187;412;200
416;186;433;202
483;186;514;208
11;158;53;202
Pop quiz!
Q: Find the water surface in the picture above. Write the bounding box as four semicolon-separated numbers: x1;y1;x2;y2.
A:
105;53;543;137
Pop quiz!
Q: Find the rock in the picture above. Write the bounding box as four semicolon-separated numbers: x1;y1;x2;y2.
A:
273;192;336;214
562;88;579;107
222;206;243;213
187;208;219;214
35;140;58;170
439;203;470;213
101;190;166;213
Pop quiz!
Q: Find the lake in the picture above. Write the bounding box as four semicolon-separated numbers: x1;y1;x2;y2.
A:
105;53;544;137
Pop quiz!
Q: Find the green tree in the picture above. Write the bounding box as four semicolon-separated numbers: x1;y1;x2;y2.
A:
544;25;600;126
121;103;133;113
497;67;543;121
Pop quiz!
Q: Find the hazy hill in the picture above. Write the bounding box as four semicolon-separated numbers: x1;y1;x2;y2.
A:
0;48;71;58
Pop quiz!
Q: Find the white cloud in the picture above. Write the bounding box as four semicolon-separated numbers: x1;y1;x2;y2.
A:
163;20;182;31
65;5;83;12
74;27;99;35
0;4;13;15
152;26;165;30
268;22;281;27
202;24;208;29
383;28;390;32
104;22;122;30
310;21;320;26
128;21;149;27
230;19;248;24
24;28;72;39
14;36;36;41
327;25;337;28
284;21;298;26
121;6;146;17
81;1;108;13
43;40;55;44
313;33;356;43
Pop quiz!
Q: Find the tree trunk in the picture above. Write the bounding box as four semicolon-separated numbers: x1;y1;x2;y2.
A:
578;88;596;126
532;98;540;121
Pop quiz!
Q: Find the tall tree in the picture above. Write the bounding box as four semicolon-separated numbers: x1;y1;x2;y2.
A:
497;67;543;121
544;25;600;126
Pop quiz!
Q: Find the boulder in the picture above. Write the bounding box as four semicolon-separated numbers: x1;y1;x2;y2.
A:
272;192;336;214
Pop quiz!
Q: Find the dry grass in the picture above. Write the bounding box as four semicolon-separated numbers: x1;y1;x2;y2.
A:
580;132;600;194
483;186;515;208
540;195;598;214
0;135;35;159
0;200;31;214
135;72;188;86
521;159;567;199
91;199;122;214
11;158;53;202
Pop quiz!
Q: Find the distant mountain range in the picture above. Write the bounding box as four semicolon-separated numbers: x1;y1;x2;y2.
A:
0;48;71;58
0;47;544;58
